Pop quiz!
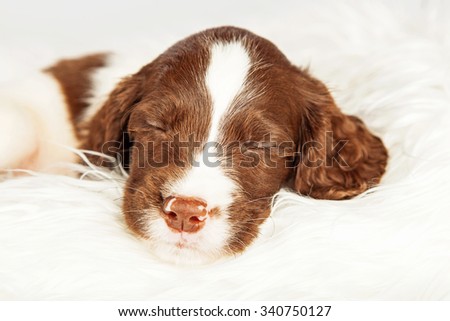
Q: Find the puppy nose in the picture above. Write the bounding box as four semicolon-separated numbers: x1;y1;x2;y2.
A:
162;196;208;233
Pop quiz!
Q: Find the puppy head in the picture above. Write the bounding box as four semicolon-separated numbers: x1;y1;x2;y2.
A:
82;27;387;264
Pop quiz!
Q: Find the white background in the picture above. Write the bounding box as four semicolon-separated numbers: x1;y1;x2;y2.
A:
1;0;450;304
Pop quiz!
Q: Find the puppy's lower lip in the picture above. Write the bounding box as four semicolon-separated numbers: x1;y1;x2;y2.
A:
176;242;186;249
174;241;195;250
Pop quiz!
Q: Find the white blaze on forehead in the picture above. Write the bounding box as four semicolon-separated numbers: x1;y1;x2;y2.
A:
205;41;251;142
166;41;250;211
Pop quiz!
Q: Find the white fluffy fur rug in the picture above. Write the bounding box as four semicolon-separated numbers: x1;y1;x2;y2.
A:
1;0;450;300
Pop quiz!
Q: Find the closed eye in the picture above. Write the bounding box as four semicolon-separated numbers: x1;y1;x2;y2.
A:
242;141;277;151
241;141;296;158
145;120;167;132
129;120;168;134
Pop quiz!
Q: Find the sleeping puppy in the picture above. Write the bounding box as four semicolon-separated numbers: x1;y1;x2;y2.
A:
0;26;388;264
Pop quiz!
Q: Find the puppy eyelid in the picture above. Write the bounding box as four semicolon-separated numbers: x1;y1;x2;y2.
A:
145;121;167;132
128;121;167;134
242;141;297;158
244;141;277;149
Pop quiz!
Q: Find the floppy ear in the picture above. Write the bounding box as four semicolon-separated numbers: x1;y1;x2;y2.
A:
80;74;144;168
293;74;388;200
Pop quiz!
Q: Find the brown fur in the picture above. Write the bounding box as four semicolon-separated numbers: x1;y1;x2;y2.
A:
292;72;388;199
68;27;387;255
45;53;108;136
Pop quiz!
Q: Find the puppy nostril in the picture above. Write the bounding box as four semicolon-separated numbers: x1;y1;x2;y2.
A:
189;216;203;223
166;212;177;220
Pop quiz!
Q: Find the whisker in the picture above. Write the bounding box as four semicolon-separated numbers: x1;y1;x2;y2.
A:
122;185;148;198
228;235;249;251
125;211;153;229
241;217;272;222
245;196;275;204
236;228;261;239
121;209;147;214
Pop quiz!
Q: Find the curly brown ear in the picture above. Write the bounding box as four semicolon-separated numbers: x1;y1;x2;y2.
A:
294;77;388;200
79;74;144;168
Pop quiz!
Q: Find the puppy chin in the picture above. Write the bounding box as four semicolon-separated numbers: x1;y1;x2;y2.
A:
149;241;220;265
145;215;232;265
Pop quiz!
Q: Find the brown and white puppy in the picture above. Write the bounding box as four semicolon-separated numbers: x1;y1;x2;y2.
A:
0;27;388;264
